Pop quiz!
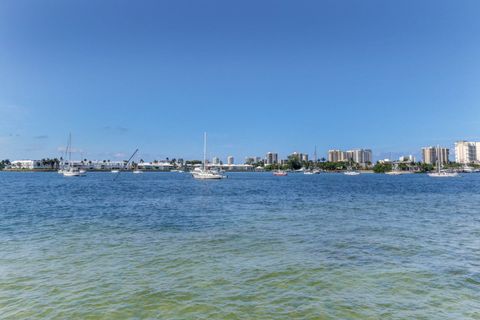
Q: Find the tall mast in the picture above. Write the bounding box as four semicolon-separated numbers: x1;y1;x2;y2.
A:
314;145;317;163
203;132;207;171
437;145;440;173
69;133;72;165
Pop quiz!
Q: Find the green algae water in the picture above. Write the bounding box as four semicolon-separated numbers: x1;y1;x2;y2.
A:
1;172;479;319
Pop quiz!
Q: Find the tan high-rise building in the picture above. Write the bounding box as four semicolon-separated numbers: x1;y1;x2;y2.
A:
422;146;449;164
227;156;234;165
328;150;346;162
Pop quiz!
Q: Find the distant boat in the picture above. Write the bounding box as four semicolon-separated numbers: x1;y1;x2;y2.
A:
63;167;83;177
428;171;458;177
385;171;403;175
304;169;320;175
344;171;360;176
385;170;412;175
111;169;120;173
272;155;287;176
62;134;85;177
132;170;143;174
273;168;288;176
192;133;225;180
428;146;458;178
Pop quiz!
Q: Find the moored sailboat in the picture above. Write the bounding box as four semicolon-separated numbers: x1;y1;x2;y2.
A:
428;145;458;178
192;133;225;180
62;134;85;177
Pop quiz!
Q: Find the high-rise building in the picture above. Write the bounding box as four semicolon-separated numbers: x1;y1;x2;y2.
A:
245;156;263;164
265;152;278;165
455;141;480;164
399;155;416;163
422;146;449;164
351;149;372;164
212;157;220;165
328;150;346;162
330;149;371;163
290;152;308;162
227;156;234;165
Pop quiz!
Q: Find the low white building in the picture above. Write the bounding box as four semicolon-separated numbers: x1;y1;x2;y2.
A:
11;160;50;169
137;161;174;171
67;160;128;170
193;163;254;172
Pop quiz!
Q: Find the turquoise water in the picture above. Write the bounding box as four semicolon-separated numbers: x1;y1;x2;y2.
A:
1;172;479;319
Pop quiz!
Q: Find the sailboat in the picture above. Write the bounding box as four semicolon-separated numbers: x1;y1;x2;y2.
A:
385;163;405;175
273;159;287;176
344;162;360;175
428;145;458;177
344;170;360;176
62;134;85;177
192;132;225;179
304;146;320;174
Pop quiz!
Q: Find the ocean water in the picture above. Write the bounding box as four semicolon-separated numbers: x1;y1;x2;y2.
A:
1;172;479;319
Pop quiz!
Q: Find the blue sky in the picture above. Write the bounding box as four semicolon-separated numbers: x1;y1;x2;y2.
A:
1;0;479;162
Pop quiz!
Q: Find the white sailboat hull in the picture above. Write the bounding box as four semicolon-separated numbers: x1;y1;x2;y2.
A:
63;170;82;177
428;172;459;177
344;171;360;176
192;171;225;179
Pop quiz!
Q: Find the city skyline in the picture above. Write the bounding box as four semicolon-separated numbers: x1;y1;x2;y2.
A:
3;140;474;165
1;1;480;161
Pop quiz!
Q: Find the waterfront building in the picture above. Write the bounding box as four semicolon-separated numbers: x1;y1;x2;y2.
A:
244;157;254;164
245;156;262;165
137;161;173;171
346;149;373;164
265;152;278;165
399;155;416;163
329;149;371;164
227;156;234;165
422;146;449;164
290;152;308;162
10;160;50;170
455;141;480;164
328;150;346;162
202;163;254;172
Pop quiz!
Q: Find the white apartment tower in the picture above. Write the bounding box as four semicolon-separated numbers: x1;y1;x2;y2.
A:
346;149;372;164
455;141;480;164
265;152;278;165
